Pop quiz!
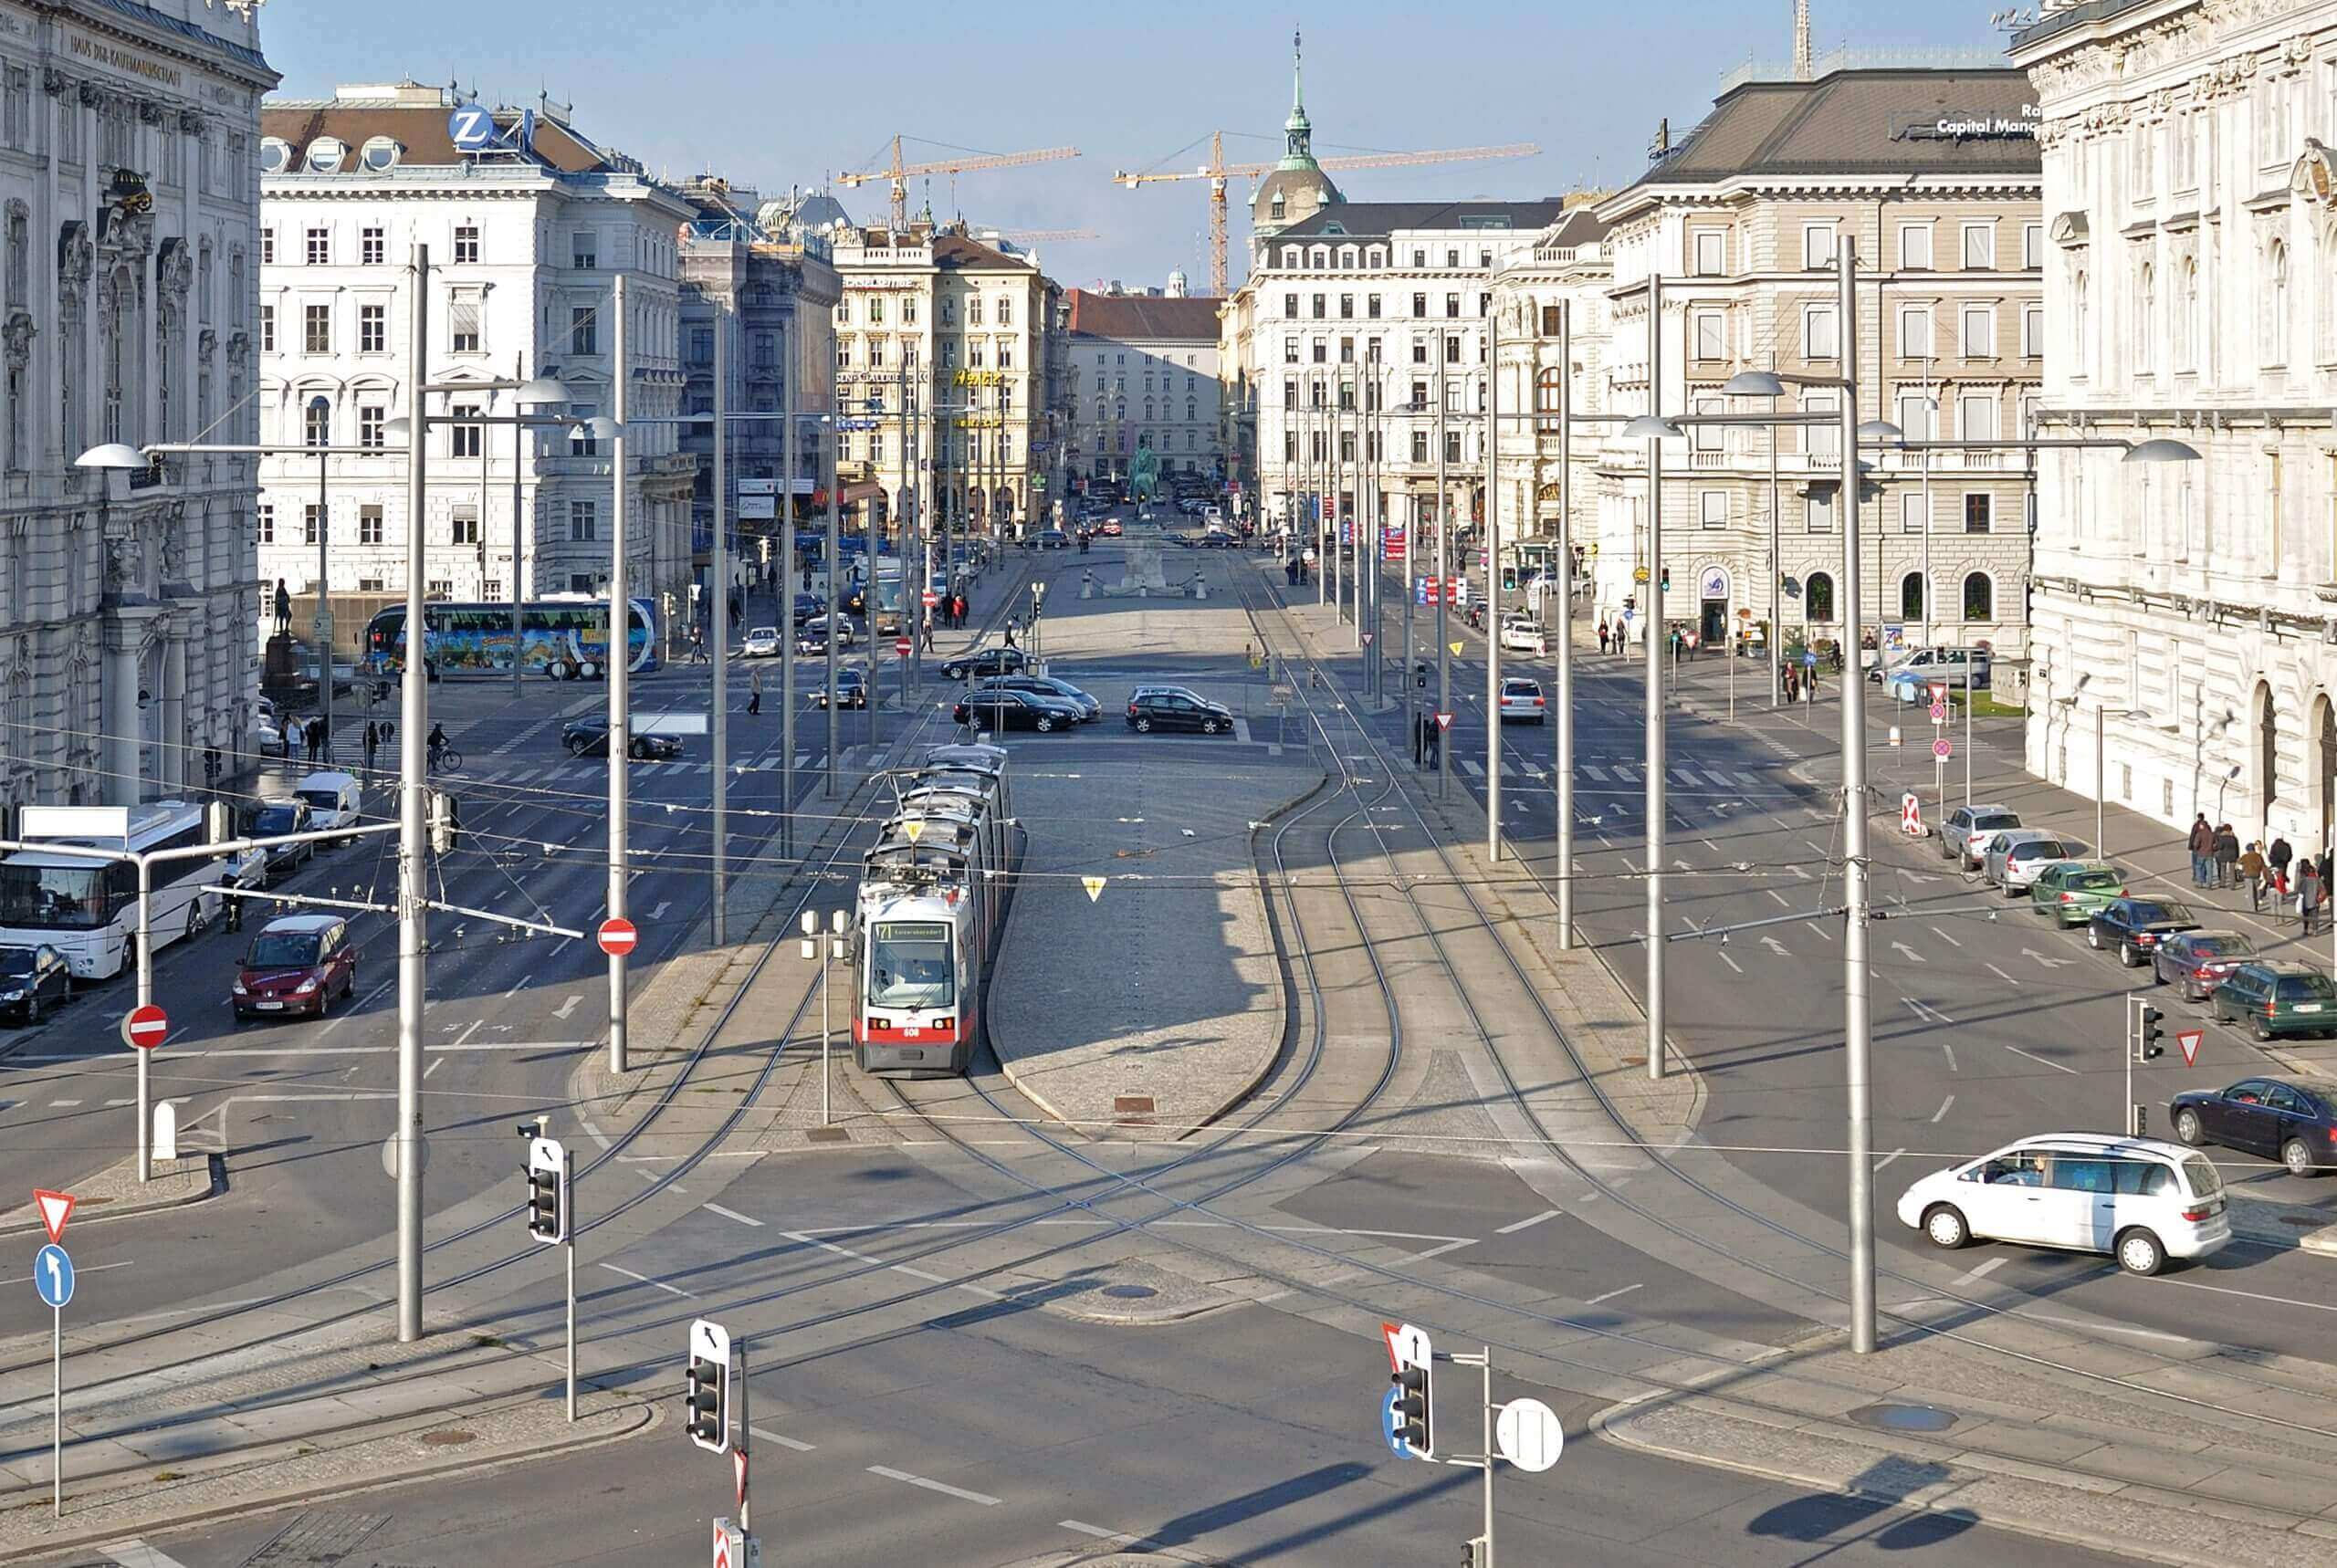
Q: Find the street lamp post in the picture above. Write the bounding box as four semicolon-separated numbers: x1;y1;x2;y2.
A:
396;243;432;1341
607;270;632;1077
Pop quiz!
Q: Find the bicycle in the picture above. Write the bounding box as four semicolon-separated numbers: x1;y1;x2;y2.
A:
428;745;463;775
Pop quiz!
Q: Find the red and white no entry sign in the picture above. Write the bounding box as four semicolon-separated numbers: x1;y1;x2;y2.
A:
894;636;913;659
122;1004;168;1051
597;917;638;957
921;589;939;607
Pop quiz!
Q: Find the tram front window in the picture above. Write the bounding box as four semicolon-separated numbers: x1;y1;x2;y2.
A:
869;921;955;1010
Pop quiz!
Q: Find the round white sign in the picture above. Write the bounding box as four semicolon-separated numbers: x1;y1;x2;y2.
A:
1495;1397;1564;1472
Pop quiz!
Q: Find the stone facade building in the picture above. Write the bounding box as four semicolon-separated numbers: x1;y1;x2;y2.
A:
1488;224;1615;588
2013;0;2337;847
1591;65;2044;654
256;82;697;635
0;0;275;809
1063;287;1226;487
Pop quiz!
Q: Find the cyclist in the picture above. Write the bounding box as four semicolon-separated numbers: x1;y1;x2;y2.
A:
427;722;449;772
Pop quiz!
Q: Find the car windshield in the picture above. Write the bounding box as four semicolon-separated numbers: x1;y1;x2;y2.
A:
295;789;341;813
246;933;320;968
0;947;35;976
252;806;303;834
1504;680;1539;695
2276;974;2337;1001
2188;934;2253;958
2013;841;2066;861
2070;871;2122;891
2130;902;2193;925
869;920;954;1009
2182;1155;2224;1198
0;863;110;929
1974;812;2019;831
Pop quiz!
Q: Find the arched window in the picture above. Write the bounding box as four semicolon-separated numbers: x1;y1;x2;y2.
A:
2265;239;2290;366
1962;571;1993;622
2260;681;2280;815
1900;571;1925;622
1806;571;1835;622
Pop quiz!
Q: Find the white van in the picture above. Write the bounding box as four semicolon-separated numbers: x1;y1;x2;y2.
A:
292;770;362;834
1895;1132;2228;1276
1874;645;1993;693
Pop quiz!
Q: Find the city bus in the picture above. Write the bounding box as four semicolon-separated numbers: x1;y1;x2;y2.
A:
361;597;659;681
0;802;227;980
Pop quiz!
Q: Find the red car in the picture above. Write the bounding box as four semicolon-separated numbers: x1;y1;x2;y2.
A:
233;913;360;1019
1099;519;1124;538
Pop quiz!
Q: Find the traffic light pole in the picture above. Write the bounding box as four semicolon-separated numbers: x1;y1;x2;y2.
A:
564;1147;577;1422
738;1333;752;1538
1445;1347;1496;1568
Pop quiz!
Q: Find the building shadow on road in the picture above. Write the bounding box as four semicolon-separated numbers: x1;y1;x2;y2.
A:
1747;1456;1981;1558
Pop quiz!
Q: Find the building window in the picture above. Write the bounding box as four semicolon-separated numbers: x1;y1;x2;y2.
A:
451;507;480;545
1692;309;1724;360
1895;392;1934;441
1444;429;1462;463
572;233;597;269
2134;261;2155;372
1901;571;1925;621
304;225;329;266
2022;302;2045;359
571;306;597;355
570;499;597;541
1284;293;1298;318
1960;223;1996;270
359;505;383;545
450;403;482;458
2265;238;2290;366
1898;304;1933;361
302;503;321;546
453;224;479;265
260;228;275;265
570;404;599;455
257;503;273;544
300;397;330;448
2021;221;2044;270
1410;430;1429;463
450;288;482;354
1444;293;1461;319
427;579;454;600
1806;491;1834;532
1444;334;1461;363
1698;491;1727;529
1957;392;1996;443
1963;571;1993;622
1339;293;1354;319
1900;492;1927;534
359;303;386;353
1692;229;1724;275
359;404;385;449
1802;303;1839;360
1959;303;1994;359
259;305;275;353
1806;570;1835;621
1802;223;1836;269
1367;293;1382;319
357;577;385;594
362;226;383;265
1964;494;1993;535
1900;224;1934;270
303;304;330;353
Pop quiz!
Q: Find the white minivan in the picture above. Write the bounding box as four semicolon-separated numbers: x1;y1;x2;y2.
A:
1896;1132;2229;1276
292;770;362;834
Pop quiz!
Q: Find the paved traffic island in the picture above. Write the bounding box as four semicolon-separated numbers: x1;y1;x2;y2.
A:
987;758;1307;1139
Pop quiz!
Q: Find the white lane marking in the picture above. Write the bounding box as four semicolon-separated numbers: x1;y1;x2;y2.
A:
1411;1239;1477;1260
2026;1312;2195;1344
1766;890;1790;907
2004;1042;2080;1075
49;1099;81;1107
2156;1278;2337;1315
1957;1256;2007;1284
1931;1094;1955;1124
866;1466;1000;1506
1583;1282;1642;1306
501;971;535;999
424;1059;445;1080
749;1425;814;1452
102;1543;193;1568
598;1261;691;1298
0;1258;133;1286
1986;962;2020;986
1874;1147;1907;1171
1495;1207;1562;1235
1805;921;1833;941
705;1202;763;1228
105;1097;131;1106
1930;926;1963;948
781;1229;1005;1301
579;1116;612;1151
1718;952;1744;974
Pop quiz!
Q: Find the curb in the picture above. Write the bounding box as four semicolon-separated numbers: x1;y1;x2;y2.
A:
0;1154;225;1241
2228;1195;2337;1256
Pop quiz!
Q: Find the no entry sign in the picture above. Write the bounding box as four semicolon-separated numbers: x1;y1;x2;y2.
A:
597;917;638;957
894;636;913;659
121;1004;167;1051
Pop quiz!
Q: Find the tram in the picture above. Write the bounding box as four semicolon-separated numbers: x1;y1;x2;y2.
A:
852;742;1021;1076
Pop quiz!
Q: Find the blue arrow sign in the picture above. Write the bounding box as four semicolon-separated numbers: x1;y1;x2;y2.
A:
1802;651;1818;667
33;1243;71;1309
1380;1385;1410;1458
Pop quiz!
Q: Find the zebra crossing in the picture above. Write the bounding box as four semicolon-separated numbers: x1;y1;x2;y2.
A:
1448;757;1769;789
461;749;817;789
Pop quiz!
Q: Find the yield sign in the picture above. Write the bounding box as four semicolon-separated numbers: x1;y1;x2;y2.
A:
2177;1028;2204;1068
1434;712;1453;730
734;1448;748;1507
32;1188;73;1245
1082;875;1106;903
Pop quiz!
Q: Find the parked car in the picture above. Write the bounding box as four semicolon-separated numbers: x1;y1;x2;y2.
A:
1871;644;1993;690
1033;529;1071;549
0;944;68;1025
796;615;856;654
2150;930;2259;1001
975;674;1100;721
1498;618;1546;656
1939;803;2022;867
248;799;315;877
2172;1078;2337;1176
293;770;362;833
2086;897;2201;966
791;594;826;628
2208;959;2337;1040
809;668;868;709
232;913;359;1021
1895;1132;2229;1276
1497;676;1546;724
2030;861;2127;925
941;645;1027;682
952;688;1080;733
740;625;782;658
1127;688;1234;734
1986;831;2088;895
561;719;683;761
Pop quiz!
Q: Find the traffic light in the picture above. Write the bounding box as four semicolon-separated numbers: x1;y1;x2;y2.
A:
686;1318;732;1453
2137;1005;2165;1061
522;1133;569;1246
1659;567;1672;592
1389;1327;1434;1459
1501;565;1519;592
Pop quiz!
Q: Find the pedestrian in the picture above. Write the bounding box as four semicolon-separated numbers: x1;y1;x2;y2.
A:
1805;661;1821;698
1412;709;1428;768
1685;629;1700;661
956;593;969;630
2186;814;2214;886
363;720;379;775
1425;712;1442;770
379;716;393;750
2269;833;2294;897
2301;857;2325;936
1783;664;1798;703
283;714;301;761
2241;841;2269;912
1597;618;1610;654
748;666;763;716
2213;822;2240;890
311;713;329;764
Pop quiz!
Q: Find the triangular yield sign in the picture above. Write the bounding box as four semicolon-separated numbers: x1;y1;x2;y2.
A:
902;820;924;842
32;1189;72;1245
1435;713;1453;730
1449;641;1464;656
1082;875;1106;903
2177;1029;2204;1069
1381;1321;1403;1373
734;1448;748;1507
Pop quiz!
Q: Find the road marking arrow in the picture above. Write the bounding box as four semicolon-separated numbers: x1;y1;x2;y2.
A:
2020;947;2077;968
1759;936;1791;958
553;995;582;1020
1890;941;1927;964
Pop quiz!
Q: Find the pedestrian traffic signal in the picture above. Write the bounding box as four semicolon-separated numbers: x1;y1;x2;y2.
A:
2137;1005;2165;1061
1659;567;1671;592
686;1319;732;1453
522;1133;569;1246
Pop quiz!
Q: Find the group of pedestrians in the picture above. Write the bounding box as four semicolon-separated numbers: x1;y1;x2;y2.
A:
279;711;334;765
1780;661;1820;702
2196;815;2336;934
1411;709;1442;770
940;592;969;630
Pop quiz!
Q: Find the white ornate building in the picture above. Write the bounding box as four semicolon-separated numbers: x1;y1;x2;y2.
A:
1063;286;1227;486
2014;0;2337;846
0;0;274;809
256;82;696;639
1488;225;1614;591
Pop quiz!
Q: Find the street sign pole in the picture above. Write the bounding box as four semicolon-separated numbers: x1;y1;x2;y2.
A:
564;1145;577;1423
737;1332;751;1539
135;859;152;1181
607;268;632;1079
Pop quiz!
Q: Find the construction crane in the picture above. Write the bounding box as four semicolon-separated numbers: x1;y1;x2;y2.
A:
993;227;1099;243
838;136;1082;230
1112;131;1540;295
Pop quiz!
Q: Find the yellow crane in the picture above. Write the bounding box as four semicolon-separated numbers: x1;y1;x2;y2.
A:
838;136;1082;230
1112;131;1541;295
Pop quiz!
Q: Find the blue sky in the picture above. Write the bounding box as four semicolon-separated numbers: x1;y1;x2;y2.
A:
258;0;2018;290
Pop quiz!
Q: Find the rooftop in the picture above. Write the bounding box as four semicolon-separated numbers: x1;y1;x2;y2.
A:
1065;290;1224;340
1269;199;1585;242
261;84;628;177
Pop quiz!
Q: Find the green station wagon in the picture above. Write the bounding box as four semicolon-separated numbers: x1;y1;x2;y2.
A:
2029;862;2128;926
2210;961;2337;1040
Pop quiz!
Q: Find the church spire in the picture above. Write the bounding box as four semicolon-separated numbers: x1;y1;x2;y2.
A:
1284;26;1315;166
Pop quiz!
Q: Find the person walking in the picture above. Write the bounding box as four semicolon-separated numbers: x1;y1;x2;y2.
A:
283;713;301;762
2213;822;2241;890
1412;709;1428;768
747;665;763;716
2300;856;2325;936
1424;711;1441;770
2241;841;2269;913
2186;814;2214;886
2269;833;2295;899
1597;618;1611;655
363;720;380;776
2321;846;2334;907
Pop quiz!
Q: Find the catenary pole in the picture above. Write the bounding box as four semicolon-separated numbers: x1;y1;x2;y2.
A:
1645;269;1668;1082
606;270;631;1076
1485;300;1502;858
781;325;797;858
1556;300;1577;947
1839;237;1877;1354
1436;342;1450;800
395;244;431;1341
825;392;840;795
711;311;730;945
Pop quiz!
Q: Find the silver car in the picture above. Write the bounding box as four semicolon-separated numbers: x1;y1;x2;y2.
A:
1986;830;2088;895
1940;803;2022;868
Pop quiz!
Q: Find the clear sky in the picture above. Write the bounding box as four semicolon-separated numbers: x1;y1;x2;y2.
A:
257;0;2019;292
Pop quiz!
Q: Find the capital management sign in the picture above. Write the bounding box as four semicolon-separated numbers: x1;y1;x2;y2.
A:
1893;106;2040;141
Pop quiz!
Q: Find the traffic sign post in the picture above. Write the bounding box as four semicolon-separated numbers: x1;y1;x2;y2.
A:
596;917;638;957
31;1231;72;1516
1428;1344;1564;1568
894;636;912;660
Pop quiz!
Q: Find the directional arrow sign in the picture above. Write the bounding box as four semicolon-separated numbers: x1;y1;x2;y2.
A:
2020;947;2077;969
2177;1028;2204;1068
1891;941;1927;964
